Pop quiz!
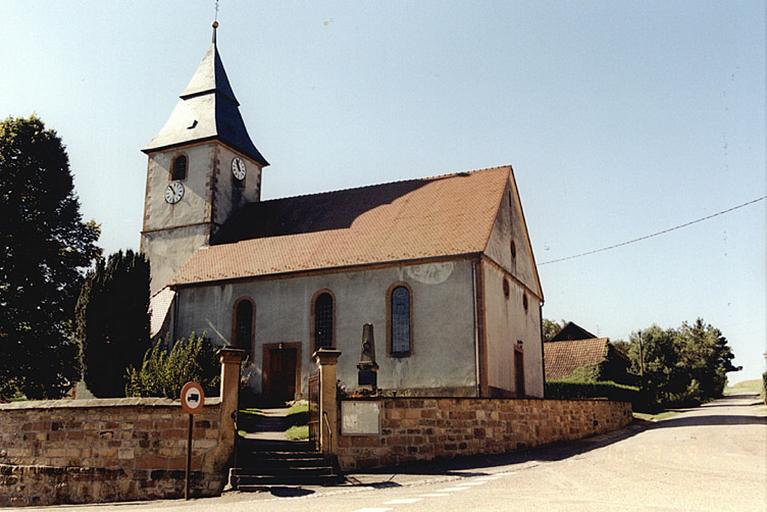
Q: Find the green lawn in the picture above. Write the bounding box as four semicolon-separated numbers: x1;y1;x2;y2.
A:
285;425;309;440
237;400;309;438
724;379;763;396
633;410;680;422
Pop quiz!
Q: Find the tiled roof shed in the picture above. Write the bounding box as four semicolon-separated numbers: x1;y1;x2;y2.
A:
544;338;610;381
170;166;512;286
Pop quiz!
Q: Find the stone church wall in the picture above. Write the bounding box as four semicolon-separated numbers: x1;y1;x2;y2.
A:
337;397;632;470
0;398;227;507
175;258;478;397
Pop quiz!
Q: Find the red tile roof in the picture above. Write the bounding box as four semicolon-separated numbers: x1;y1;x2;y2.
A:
544;338;609;380
171;166;511;286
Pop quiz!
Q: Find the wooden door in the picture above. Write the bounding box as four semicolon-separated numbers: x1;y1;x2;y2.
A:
266;348;297;403
514;347;525;397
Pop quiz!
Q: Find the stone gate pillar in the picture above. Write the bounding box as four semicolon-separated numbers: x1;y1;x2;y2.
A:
219;347;245;446
313;349;341;455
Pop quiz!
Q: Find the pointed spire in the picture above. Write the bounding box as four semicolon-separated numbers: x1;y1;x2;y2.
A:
143;21;268;167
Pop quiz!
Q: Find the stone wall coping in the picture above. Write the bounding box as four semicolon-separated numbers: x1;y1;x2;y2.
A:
340;396;627;404
0;396;222;411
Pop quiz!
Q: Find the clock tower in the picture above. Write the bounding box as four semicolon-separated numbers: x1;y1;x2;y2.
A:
140;22;268;295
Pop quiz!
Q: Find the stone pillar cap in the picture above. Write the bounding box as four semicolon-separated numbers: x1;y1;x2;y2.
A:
218;347;246;364
313;348;342;365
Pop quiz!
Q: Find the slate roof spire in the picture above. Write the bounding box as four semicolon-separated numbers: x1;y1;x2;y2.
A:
143;21;269;166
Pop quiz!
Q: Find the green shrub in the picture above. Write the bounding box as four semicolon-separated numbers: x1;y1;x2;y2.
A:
545;380;653;412
125;333;220;398
763;372;767;404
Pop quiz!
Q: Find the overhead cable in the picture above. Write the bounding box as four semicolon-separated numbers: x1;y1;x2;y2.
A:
537;195;766;266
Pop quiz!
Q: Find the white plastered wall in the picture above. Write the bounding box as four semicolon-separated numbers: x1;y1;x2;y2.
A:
481;174;544;397
173;259;478;396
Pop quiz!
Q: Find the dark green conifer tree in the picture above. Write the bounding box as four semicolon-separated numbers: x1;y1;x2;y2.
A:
76;250;150;397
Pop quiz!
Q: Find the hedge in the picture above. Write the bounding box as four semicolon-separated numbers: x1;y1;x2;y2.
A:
545;380;652;412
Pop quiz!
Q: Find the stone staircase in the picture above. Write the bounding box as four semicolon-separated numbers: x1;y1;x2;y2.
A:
228;406;343;490
229;439;343;490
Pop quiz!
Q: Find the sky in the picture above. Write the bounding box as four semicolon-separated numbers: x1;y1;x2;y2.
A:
1;1;765;380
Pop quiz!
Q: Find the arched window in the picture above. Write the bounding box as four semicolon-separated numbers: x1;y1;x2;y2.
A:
171;155;187;181
233;299;254;353
389;284;412;356
313;292;334;350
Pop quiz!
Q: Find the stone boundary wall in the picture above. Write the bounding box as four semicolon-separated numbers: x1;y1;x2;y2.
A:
337;398;632;470
0;398;227;507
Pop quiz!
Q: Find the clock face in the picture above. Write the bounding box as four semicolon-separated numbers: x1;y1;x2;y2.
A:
231;157;247;181
164;181;184;204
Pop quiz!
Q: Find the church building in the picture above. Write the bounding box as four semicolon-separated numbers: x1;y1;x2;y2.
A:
142;24;545;401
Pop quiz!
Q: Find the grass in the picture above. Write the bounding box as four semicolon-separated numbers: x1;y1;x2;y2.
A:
237;400;310;438
633;410;680;422
287;400;308;415
285;425;309;441
724;379;763;396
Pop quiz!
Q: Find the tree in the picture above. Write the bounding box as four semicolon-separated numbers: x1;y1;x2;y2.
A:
626;319;741;407
0;116;100;399
676;319;740;399
76;250;150;397
543;318;565;341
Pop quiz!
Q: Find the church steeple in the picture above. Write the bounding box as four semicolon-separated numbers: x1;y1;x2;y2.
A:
140;21;269;295
143;21;268;166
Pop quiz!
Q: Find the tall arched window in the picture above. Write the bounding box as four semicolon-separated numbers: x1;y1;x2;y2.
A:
233;299;254;354
171;155;187;181
313;292;334;350
389;284;412;356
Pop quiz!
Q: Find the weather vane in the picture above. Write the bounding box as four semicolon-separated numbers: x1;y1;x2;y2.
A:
212;0;220;43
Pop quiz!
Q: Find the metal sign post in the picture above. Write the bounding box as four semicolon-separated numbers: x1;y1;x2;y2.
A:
180;381;205;501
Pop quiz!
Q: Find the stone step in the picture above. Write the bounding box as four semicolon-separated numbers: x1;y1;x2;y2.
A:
238;440;314;452
232;465;337;478
234;456;330;468
231;473;344;488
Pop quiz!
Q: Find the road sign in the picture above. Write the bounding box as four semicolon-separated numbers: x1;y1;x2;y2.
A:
179;381;205;500
180;381;205;415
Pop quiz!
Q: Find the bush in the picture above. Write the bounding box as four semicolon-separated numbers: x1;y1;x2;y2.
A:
763;372;767;404
125;333;220;398
545;380;653;412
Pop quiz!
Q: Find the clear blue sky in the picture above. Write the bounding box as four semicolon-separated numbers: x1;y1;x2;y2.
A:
2;1;764;380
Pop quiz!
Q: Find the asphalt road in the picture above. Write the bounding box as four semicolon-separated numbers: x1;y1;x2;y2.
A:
24;393;767;512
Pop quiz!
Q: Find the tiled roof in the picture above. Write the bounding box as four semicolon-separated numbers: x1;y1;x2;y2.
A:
170;165;511;286
550;321;598;341
544;338;609;381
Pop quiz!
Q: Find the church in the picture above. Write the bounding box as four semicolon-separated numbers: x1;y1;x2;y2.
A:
141;23;545;402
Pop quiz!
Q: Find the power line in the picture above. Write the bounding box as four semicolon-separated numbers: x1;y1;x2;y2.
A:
537;195;766;266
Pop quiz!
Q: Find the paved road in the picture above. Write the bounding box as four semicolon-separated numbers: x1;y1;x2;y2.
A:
27;394;767;512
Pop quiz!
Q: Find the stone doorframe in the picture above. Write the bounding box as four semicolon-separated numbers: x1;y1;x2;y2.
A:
261;342;303;400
